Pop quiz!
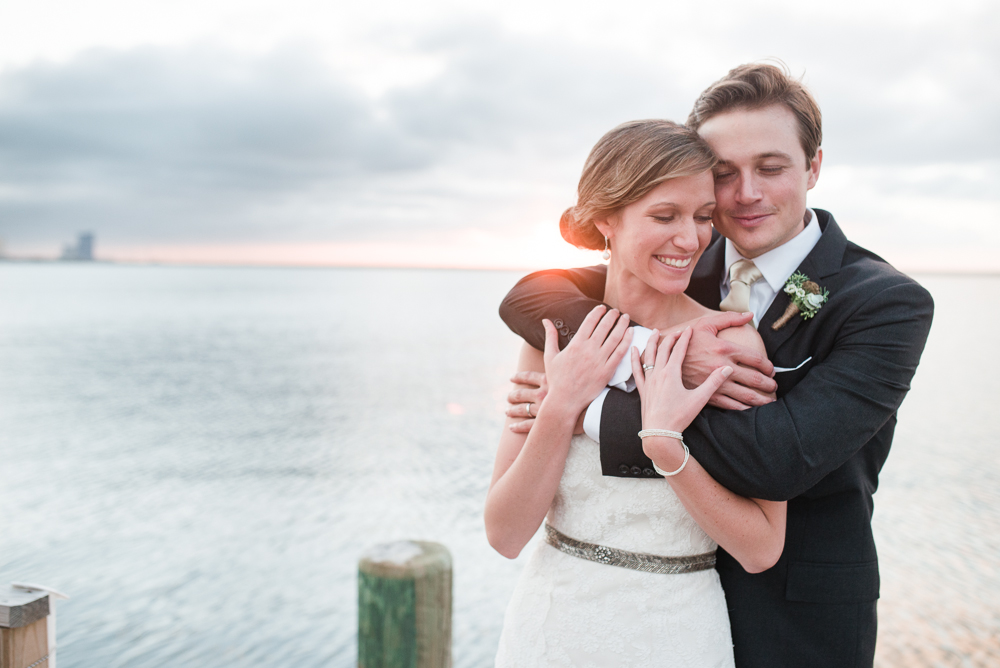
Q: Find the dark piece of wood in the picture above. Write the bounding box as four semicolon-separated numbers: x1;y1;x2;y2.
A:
0;588;48;630
358;541;452;668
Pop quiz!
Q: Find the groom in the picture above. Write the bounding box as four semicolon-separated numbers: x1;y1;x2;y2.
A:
498;63;933;668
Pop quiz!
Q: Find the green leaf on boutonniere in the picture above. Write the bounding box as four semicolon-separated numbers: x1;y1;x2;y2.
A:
771;272;829;331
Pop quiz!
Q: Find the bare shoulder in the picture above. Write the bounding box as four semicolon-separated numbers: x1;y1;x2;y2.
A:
517;341;545;373
715;321;766;355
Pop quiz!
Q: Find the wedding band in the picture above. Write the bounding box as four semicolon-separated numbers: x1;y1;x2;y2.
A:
642;364;655;371
524;403;533;417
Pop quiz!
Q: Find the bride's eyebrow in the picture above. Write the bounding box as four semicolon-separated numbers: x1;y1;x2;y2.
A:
647;201;716;213
646;203;681;213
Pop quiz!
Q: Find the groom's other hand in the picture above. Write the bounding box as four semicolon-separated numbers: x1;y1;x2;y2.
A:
506;371;547;433
686;312;776;410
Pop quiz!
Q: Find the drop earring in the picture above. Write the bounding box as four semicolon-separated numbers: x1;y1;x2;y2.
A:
602;237;611;261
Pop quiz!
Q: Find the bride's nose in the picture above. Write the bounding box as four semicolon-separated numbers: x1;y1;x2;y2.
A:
672;219;700;253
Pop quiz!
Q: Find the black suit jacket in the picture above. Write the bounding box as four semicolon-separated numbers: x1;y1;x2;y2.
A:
498;210;934;668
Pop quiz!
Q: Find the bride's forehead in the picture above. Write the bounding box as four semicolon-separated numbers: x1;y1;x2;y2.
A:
631;174;716;208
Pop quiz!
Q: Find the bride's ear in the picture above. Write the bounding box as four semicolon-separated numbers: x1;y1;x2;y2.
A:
593;216;615;241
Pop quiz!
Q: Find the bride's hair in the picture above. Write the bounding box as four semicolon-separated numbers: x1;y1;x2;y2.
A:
560;120;717;250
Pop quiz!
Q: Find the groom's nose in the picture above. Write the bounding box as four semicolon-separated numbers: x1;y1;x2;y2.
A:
735;172;763;204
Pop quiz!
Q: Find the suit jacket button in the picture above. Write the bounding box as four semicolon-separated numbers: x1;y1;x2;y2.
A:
553;319;564;328
559;327;570;337
630;466;642;476
643;468;656;477
618;464;630;475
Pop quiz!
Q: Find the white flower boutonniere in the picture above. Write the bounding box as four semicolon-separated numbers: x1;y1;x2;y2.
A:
772;272;829;331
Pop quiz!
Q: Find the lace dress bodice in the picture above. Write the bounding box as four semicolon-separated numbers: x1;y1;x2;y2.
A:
495;434;734;667
547;434;718;556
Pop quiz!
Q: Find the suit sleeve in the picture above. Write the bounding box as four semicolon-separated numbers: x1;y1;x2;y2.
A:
682;280;934;500
498;266;609;351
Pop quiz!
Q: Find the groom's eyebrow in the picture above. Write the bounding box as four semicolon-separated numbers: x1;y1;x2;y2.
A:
755;151;794;162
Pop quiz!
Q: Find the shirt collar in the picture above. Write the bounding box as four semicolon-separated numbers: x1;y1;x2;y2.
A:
723;209;823;292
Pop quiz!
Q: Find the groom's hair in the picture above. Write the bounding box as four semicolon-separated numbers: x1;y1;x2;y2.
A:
687;62;822;166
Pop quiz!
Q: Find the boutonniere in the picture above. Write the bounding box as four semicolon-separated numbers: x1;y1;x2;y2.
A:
772;272;829;330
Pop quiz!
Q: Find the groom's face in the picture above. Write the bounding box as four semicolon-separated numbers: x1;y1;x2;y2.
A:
697;104;821;259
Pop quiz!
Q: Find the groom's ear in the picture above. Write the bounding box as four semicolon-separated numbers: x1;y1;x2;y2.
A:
806;148;823;191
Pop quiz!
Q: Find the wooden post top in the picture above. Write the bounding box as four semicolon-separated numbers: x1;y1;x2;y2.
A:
358;540;452;579
0;587;49;629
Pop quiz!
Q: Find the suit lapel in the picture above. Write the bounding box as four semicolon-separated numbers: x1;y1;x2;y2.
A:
758;210;848;354
687;232;726;309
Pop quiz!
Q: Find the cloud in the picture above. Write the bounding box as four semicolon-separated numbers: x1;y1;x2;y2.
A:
0;10;997;265
0;44;443;243
0;28;683;248
749;7;1000;165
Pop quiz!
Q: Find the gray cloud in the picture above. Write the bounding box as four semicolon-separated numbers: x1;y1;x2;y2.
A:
0;26;683;248
2;46;438;179
764;9;1000;165
0;14;996;254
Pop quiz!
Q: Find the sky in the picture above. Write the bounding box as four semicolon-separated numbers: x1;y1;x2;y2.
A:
0;0;997;271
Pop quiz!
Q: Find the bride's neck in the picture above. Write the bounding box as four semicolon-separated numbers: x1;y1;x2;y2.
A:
603;262;692;330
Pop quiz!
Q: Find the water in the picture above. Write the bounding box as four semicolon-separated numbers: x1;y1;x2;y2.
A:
0;264;997;667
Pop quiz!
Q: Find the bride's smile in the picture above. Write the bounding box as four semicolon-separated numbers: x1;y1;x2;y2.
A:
596;170;716;328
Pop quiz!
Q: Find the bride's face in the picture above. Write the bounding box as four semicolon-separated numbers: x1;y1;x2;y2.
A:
600;171;716;295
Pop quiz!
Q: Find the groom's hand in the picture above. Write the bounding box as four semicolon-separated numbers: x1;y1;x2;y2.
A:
506;371;547;434
684;312;776;410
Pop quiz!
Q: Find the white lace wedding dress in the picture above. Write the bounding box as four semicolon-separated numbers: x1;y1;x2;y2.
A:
495;434;735;667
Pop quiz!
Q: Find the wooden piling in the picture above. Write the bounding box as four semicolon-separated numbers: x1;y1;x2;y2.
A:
358;541;452;668
0;586;49;668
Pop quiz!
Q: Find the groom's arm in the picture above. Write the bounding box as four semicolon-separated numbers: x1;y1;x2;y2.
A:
498;266;609;351
499;267;770;477
660;279;933;500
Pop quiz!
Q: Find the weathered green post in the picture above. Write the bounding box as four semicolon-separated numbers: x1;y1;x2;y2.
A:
358;541;452;668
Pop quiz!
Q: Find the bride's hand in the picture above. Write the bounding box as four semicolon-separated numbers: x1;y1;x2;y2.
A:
630;327;733;433
541;305;633;416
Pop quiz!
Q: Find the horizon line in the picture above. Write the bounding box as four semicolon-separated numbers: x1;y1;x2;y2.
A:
2;256;998;277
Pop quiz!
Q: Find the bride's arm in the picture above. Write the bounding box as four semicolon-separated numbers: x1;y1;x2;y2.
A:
485;307;632;559
631;328;786;574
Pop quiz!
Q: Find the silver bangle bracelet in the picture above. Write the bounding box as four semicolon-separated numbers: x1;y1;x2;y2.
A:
638;429;684;441
638;429;689;477
651;443;689;477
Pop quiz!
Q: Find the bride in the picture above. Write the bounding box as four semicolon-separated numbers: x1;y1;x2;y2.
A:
485;120;786;667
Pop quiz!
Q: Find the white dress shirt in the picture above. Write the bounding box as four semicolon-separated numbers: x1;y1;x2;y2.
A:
583;209;822;444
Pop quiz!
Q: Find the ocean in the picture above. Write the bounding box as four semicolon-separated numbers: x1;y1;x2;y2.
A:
1;263;997;667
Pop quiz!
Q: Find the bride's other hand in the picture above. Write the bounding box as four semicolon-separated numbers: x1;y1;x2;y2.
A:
631;327;733;434
542;305;633;416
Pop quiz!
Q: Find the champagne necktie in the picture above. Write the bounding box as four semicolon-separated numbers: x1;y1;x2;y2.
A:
719;259;763;313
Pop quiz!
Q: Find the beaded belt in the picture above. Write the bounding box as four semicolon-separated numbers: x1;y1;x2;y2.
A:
544;524;716;575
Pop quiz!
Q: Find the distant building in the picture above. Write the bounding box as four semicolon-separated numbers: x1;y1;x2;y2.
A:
61;233;95;261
